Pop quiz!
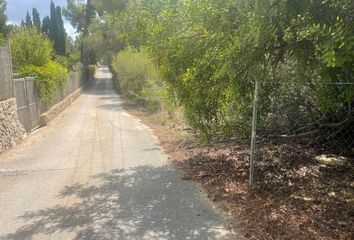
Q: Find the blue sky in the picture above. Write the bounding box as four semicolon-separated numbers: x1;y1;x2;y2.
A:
6;0;76;37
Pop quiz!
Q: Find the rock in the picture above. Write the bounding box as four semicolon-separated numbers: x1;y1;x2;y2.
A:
315;154;349;166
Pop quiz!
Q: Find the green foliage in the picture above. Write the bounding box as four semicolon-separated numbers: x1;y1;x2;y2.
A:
41;16;51;35
19;61;68;103
63;0;88;33
48;2;66;55
55;55;69;68
10;27;53;70
0;0;7;36
0;0;13;38
84;0;354;141
67;51;81;68
0;32;4;45
112;48;150;97
88;64;96;79
32;8;41;30
24;11;32;28
111;48;169;112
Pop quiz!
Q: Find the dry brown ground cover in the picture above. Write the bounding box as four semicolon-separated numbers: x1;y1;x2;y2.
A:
123;102;354;240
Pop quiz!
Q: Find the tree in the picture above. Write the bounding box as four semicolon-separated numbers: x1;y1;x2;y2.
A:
49;1;59;52
10;27;53;69
41;16;51;35
32;8;41;30
0;0;7;37
24;11;33;28
63;0;92;33
10;27;68;103
64;0;95;75
56;6;66;55
48;1;66;55
66;0;354;142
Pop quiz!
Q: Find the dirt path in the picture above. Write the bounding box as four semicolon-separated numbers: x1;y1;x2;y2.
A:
0;68;240;240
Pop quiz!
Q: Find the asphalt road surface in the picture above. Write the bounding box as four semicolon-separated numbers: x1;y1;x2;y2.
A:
0;67;240;240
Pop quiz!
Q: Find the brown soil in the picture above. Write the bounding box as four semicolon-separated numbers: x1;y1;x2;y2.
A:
123;101;354;240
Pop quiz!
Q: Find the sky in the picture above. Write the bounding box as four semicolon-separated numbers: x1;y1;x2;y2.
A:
6;0;77;38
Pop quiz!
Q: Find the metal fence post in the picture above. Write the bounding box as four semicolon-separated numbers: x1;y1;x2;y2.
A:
249;80;259;187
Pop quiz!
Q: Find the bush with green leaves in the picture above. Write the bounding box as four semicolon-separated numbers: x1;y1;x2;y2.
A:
10;27;53;70
111;48;174;112
116;0;354;141
10;27;70;103
55;55;69;68
88;64;96;79
0;32;4;45
67;51;81;69
79;0;354;143
19;61;68;103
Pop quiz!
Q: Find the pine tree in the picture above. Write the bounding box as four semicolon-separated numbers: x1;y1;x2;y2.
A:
32;8;41;30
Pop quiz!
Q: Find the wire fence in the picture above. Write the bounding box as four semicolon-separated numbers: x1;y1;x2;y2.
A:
247;81;354;238
249;82;354;185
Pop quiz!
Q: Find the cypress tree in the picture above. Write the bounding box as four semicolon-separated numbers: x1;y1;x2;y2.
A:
24;11;32;28
49;1;60;53
32;8;41;30
41;16;50;35
56;6;66;55
48;1;66;56
0;0;7;36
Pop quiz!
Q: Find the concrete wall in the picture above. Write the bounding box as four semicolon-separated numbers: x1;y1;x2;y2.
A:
0;98;25;153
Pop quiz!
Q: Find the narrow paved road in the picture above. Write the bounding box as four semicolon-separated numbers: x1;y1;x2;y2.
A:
0;68;240;240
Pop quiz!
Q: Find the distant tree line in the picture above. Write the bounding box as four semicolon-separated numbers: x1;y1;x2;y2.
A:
21;1;66;56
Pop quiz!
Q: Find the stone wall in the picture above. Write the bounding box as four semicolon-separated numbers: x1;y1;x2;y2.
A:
40;88;82;126
0;98;25;153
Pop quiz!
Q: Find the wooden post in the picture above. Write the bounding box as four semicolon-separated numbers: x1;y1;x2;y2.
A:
249;80;259;187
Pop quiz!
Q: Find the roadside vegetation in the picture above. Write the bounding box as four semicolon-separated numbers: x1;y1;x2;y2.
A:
1;0;353;239
64;0;353;238
63;0;354;144
0;0;90;103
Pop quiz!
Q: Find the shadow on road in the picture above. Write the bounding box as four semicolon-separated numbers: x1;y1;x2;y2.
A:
2;166;233;240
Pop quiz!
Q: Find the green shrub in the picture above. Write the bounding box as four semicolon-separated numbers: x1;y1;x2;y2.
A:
112;48;177;113
19;61;68;103
55;55;69;68
67;51;81;69
112;48;152;97
10;27;53;70
0;33;4;45
88;64;96;79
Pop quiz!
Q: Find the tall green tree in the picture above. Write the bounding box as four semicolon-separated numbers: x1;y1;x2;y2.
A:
63;0;86;33
63;0;95;73
32;8;41;30
24;11;33;28
49;1;59;52
56;6;66;55
48;1;66;55
0;0;7;39
66;0;354;141
41;16;50;35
